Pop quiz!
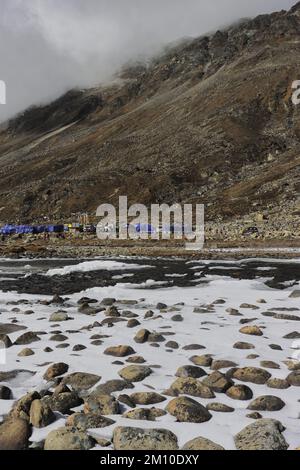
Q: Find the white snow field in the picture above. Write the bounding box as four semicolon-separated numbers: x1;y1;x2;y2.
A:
0;258;299;450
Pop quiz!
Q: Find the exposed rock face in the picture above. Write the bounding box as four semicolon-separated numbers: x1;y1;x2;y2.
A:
1;4;300;225
113;426;179;450
234;419;289;450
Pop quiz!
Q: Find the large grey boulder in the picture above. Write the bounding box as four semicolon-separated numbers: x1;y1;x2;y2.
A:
234;419;289;450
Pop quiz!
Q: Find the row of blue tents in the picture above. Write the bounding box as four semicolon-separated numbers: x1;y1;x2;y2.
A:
0;224;65;236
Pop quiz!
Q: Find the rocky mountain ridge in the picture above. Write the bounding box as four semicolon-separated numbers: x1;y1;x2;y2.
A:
0;2;300;225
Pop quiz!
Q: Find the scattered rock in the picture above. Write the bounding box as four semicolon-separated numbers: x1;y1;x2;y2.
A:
0;418;31;450
10;391;40;421
170;377;215;398
232;367;271;384
267;378;290;390
148;332;165;342
73;344;86;352
84;394;120;415
234;419;288;450
183;344;205;351
246;412;263;420
190;355;213;367
283;331;300;339
226;384;253;401
240;304;259;310
171;314;183;322
126;355;146;364
165;341;179;349
18;348;34;357
289;290;300;298
284;360;300;371
105;306;120;317
130;392;166;405
118;394;136;407
233;342;255;350
49;311;69;322
104;345;135;357
183;436;224;450
50;334;68;342
118;365;152;382
175;365;206;379
61;372;101;392
166;396;212;423
202;371;233;393
247;395;285;411
113;426;178;450
260;361;280;370
156;303;167;310
14;332;41;345
30;400;56;428
43;362;69;381
123;408;166;421
269;344;282;351
206;402;234;413
0;334;12;348
0;385;12;400
127;319;140;328
239;326;263;336
42;392;82;414
134;329;150;343
66;412;115;431
44;427;95;450
93;380;134;395
211;360;238;370
286;371;300;386
101;298;116;306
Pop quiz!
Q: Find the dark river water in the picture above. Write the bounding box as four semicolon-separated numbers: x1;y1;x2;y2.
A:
0;257;299;296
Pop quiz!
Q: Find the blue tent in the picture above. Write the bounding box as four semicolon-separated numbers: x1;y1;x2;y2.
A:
33;225;47;234
134;223;155;234
15;225;35;234
0;225;16;235
47;225;64;233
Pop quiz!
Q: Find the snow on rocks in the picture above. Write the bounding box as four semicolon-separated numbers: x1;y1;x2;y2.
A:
0;259;300;450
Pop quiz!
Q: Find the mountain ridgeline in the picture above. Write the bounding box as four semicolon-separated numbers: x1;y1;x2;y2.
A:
0;2;300;223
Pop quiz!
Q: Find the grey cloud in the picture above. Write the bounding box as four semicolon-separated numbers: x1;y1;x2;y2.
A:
0;0;296;122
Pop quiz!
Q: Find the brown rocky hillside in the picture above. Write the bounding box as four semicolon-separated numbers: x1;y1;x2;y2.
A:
0;2;300;224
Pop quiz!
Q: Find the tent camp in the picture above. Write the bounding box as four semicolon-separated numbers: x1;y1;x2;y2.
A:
133;223;156;234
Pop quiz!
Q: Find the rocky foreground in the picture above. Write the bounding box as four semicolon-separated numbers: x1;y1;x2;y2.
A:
0;279;300;450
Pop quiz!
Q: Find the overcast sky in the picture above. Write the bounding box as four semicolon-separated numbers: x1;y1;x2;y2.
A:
0;0;296;122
